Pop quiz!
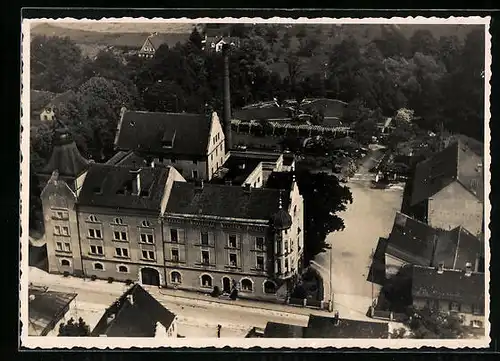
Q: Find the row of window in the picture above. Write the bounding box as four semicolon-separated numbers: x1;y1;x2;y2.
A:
87;228;155;244
169;229;265;250
176;273;276;294
169;248;265;269
60;259;131;273
87;215;152;228
426;299;485;315
89;245;156;261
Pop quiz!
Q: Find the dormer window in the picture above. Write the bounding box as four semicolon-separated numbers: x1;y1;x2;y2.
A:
162;130;176;149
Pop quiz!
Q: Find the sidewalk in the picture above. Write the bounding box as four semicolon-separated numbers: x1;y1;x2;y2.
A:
28;267;330;319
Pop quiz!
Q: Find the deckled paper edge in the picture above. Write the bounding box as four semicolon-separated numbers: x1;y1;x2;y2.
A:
19;15;492;350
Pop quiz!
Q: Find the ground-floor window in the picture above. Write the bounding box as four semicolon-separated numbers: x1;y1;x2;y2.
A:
241;278;253;292
60;259;71;267
171;271;182;284
201;274;212;288
93;262;104;271
118;265;129;273
264;280;276;294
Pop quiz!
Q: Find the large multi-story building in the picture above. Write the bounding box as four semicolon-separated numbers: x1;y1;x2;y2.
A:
38;125;304;302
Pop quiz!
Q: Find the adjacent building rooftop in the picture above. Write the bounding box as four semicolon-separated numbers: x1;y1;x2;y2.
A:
385;212;483;271
410;140;484;206
262;315;389;339
91;284;176;337
28;287;77;336
78;163;171;211
115;110;214;157
411;265;485;306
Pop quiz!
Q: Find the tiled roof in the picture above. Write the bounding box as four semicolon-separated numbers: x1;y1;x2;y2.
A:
433;226;483;271
410;141;484;205
386;212;482;269
40;129;89;178
115;110;213;157
263;322;305;338
141;33;190;51
305;315;389;338
166;182;288;221
411;265;485;305
91;284;176;337
31;89;56;113
78;163;170;212
105;151;148;167
28;288;77;336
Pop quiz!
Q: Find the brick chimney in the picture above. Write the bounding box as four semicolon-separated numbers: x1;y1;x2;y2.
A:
222;44;233;150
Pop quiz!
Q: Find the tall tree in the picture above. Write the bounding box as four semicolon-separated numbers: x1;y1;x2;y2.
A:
58;318;91;337
189;27;204;50
30;35;85;92
296;170;353;263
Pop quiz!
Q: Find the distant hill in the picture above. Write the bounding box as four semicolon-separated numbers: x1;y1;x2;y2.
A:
30;22;193;48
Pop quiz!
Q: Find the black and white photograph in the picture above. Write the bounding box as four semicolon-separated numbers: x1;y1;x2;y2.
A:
20;15;491;348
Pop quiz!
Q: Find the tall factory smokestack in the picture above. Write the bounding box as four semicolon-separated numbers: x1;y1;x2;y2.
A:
222;43;233;150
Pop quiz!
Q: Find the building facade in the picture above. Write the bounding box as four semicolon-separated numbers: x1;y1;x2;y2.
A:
406;141;484;237
38;126;304;302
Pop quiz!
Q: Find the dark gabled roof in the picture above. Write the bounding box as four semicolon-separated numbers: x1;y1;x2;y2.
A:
40;129;89;178
78;163;170;211
141;33;190;52
386;212;441;266
31;89;56;113
411;265;485;305
166;182;289;221
433;226;483;270
115;111;213;157
410;141;484;205
263;322;305;338
386;212;482;270
29;288;77;336
305;315;389;339
91;284;176;337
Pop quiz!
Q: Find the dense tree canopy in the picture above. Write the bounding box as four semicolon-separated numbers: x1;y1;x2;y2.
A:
58;317;91;337
296;170;353;262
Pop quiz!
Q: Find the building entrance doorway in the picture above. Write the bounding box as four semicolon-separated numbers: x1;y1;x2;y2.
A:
141;267;160;286
222;277;231;293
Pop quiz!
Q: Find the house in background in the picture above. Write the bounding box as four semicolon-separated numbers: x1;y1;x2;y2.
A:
30;90;74;124
260;313;389;338
28;286;77;336
202;33;241;52
91;284;178;337
114;109;227;182
410;264;485;330
138;32;190;58
403;140;484;237
382;212;483;279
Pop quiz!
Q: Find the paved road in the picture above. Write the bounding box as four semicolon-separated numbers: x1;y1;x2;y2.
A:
313;148;403;318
